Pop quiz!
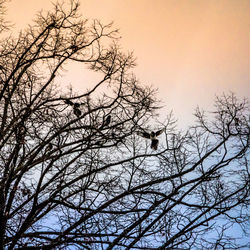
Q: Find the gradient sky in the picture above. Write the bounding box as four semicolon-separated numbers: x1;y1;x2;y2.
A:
6;0;250;127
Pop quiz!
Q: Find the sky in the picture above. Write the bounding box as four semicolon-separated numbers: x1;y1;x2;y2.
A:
5;0;250;128
3;1;250;247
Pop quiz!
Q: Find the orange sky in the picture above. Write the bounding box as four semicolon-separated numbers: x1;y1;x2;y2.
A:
6;0;250;127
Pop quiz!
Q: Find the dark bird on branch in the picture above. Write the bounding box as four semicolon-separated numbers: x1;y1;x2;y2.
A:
137;129;164;150
64;99;74;106
74;102;80;108
234;117;239;127
102;115;111;127
64;99;81;108
73;108;81;117
64;99;82;117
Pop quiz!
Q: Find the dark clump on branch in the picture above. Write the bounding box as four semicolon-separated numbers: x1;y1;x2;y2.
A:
70;45;78;52
73;102;80;108
64;99;74;106
101;115;111;128
73;108;81;117
64;98;82;117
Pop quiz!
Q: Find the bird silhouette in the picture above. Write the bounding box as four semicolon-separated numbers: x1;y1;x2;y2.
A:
64;99;81;107
137;129;164;150
102;115;111;127
234;117;239;127
73;108;81;117
64;99;74;106
64;99;82;117
74;102;80;108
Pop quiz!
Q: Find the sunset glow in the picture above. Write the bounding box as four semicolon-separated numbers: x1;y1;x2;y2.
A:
7;0;250;126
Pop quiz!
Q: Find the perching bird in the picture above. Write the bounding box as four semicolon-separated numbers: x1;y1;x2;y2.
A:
74;108;82;117
234;117;239;127
64;99;82;117
137;129;164;150
64;98;81;107
64;99;74;106
74;102;80;108
102;115;111;127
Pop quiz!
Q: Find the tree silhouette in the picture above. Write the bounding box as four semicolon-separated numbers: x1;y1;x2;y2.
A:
0;0;8;33
0;1;249;249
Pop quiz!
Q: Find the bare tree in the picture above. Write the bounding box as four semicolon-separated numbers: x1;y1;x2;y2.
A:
0;1;249;249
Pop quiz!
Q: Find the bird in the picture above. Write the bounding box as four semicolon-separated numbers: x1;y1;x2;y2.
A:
64;99;74;106
64;98;81;108
74;102;80;108
73;108;82;117
137;128;164;150
64;98;82;117
102;115;111;127
234;117;239;127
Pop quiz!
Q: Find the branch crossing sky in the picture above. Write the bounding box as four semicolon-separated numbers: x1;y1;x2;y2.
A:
7;0;250;127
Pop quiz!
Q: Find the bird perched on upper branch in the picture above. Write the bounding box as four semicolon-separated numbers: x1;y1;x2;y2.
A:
64;98;74;106
73;108;82;117
64;98;82;117
102;115;111;127
73;102;80;108
64;98;81;108
137;128;164;150
234;117;239;127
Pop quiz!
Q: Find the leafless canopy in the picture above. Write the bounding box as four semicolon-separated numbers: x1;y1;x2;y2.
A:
0;0;9;33
0;1;249;249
